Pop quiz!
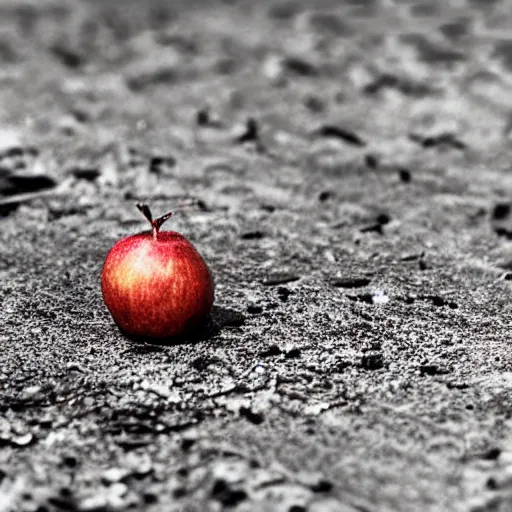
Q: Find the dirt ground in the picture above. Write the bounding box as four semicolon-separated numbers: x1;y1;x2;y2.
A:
3;0;512;510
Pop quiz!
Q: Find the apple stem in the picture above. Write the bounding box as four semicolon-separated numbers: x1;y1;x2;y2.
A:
136;203;174;241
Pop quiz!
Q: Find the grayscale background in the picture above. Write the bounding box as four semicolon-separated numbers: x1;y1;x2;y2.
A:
1;0;512;511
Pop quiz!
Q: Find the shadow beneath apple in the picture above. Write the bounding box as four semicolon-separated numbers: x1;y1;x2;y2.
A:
122;306;246;347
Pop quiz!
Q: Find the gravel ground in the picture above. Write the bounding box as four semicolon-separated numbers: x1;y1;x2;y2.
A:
2;0;512;511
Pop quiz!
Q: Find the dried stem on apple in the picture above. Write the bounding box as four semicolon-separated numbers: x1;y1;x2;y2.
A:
136;203;174;241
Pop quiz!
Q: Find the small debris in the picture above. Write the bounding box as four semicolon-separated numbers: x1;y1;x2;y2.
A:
62;454;78;468
277;286;292;302
181;429;199;451
239;406;265;425
493;203;510;220
149;156;176;174
285;347;301;359
316;125;366;146
70;167;100;182
196;107;222;127
361;352;384;370
487;466;512;490
259;344;282;357
330;277;371;289
422;295;458;309
482;448;501;460
400;252;424;262
0;174;56;196
360;213;391;234
215;308;246;328
283;56;317;76
399;168;412;182
51;43;83;68
365;153;379;169
241;231;266;240
318;190;333;202
297;472;333;493
235;118;259;144
420;363;451;375
211;479;248;507
409;132;466;150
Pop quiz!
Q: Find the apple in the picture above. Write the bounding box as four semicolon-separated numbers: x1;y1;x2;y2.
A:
101;203;214;338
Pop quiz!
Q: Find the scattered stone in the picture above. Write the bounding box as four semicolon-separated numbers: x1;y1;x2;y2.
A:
51;42;83;68
493;203;510;220
259;344;283;357
422;295;458;309
235;118;259;144
277;287;292;302
297;472;333;493
361;352;385;370
482;447;501;460
360;213;391;234
215;308;245;328
70;167;100;182
241;231;266;240
0;174;56;196
61;454;78;468
239;406;265;425
330;277;371;289
143;492;158;504
149;156;176;174
318;190;333;202
285;347;301;359
487;466;512;489
283;56;317;76
409;132;466;150
400;252;423;262
365;153;379;169
316;125;366;146
181;429;199;451
211;479;248;507
420;363;450;375
399;168;412;182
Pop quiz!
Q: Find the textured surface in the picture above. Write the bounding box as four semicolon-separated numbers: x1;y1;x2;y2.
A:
2;0;512;511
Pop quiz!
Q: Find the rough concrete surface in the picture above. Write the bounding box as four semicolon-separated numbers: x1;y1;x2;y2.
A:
2;0;512;510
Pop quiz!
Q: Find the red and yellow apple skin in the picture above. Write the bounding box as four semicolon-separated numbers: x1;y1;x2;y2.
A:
102;230;214;339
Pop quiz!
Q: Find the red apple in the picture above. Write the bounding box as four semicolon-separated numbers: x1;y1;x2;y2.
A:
101;203;214;338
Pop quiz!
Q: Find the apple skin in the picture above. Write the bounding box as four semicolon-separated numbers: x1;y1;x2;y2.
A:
101;230;214;338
